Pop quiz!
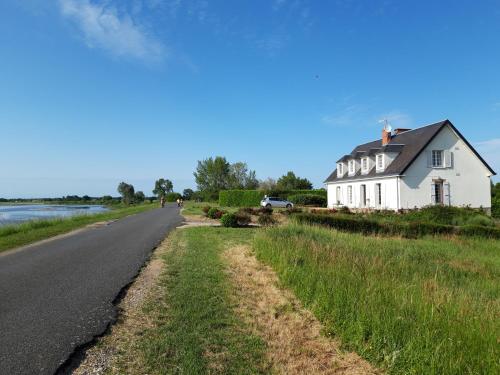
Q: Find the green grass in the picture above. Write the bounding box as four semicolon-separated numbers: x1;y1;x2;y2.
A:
127;227;266;374
0;203;157;253
181;201;239;216
254;223;500;374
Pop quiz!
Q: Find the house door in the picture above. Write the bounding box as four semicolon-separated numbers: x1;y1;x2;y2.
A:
360;185;366;207
431;180;448;205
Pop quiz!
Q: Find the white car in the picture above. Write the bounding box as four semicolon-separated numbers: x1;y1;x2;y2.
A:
260;197;294;209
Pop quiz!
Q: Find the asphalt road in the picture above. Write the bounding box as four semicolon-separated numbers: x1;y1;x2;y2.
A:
0;205;182;375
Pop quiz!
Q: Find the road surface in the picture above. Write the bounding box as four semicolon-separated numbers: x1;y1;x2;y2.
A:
0;205;182;375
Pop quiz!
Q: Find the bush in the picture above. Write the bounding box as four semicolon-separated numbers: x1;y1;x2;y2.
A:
288;194;327;207
258;214;277;226
258;207;273;215
207;207;224;219
165;192;182;202
491;196;500;218
280;207;303;216
220;213;238;227
310;208;337;215
238;207;258;215
235;212;251;226
219;190;264;207
291;213;499;239
457;225;500;239
202;206;212;214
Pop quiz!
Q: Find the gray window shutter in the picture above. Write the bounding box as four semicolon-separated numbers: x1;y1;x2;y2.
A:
444;183;450;205
427;150;432;168
444;150;452;168
431;183;436;204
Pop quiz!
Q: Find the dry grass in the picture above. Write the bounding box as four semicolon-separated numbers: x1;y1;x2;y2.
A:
224;245;379;375
73;236;174;375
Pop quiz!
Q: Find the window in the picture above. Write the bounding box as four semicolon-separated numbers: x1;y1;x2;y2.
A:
432;150;443;167
375;183;382;206
347;185;353;204
361;157;368;172
348;160;355;174
360;184;366;207
432;181;443;204
337;163;343;176
376;154;384;171
336;186;341;204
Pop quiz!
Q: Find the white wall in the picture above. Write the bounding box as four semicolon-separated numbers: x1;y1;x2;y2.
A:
399;125;492;209
326;177;399;210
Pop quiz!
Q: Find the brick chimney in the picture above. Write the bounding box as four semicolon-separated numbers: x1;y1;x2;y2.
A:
382;128;391;145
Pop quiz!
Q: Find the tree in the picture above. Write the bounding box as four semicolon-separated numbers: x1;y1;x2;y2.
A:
182;188;195;200
276;171;313;190
194;156;231;195
153;178;174;198
258;177;277;191
134;191;145;203
117;182;135;205
228;162;259;189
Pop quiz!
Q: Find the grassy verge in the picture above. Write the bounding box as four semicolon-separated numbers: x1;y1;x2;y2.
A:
181;201;239;217
0;203;157;253
115;227;266;374
254;223;500;374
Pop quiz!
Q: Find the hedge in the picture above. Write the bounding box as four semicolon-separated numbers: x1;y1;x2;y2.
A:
219;189;326;207
219;190;264;207
165;192;182;202
292;213;500;239
288;194;327;207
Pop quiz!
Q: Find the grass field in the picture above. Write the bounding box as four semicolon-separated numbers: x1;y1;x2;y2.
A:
181;201;238;216
0;203;157;253
254;223;500;374
113;227;267;374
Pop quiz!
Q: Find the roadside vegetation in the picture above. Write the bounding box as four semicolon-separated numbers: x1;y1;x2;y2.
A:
254;223;500;374
0;203;156;253
112;227;268;374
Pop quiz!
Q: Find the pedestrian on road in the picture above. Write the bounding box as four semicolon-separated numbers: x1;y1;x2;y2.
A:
160;196;165;208
176;198;181;207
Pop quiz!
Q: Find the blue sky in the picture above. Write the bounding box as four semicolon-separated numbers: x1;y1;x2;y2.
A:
1;0;499;198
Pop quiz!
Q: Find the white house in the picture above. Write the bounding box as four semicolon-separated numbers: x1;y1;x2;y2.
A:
324;120;496;212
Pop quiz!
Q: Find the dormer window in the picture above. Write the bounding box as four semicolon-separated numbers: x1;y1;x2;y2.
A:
337;162;344;177
348;160;355;175
361;157;369;173
376;154;384;171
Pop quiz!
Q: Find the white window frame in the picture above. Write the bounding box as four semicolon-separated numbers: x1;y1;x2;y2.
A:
375;183;382;207
336;186;341;205
347;185;353;204
348;160;355;175
361;157;369;173
376;154;384;172
337;163;344;177
360;184;366;207
432;150;443;168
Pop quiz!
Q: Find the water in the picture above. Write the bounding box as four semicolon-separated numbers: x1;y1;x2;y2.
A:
0;204;109;226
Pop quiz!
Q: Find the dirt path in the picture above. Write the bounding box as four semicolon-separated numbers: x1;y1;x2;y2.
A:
224;245;380;375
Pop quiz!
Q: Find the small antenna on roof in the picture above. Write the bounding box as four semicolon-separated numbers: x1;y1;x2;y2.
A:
378;118;392;132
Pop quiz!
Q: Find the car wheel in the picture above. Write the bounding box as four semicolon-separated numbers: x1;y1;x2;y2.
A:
266;204;272;208
286;204;292;209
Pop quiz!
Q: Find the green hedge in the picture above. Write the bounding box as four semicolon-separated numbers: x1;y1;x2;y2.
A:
219;189;326;207
165;192;182;202
292;213;500;239
219;190;264;207
288;194;327;207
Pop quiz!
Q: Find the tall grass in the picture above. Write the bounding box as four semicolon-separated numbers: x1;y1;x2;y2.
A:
125;228;266;374
254;224;500;374
0;203;157;253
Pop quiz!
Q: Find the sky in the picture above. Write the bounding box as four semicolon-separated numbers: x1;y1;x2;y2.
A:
0;0;499;198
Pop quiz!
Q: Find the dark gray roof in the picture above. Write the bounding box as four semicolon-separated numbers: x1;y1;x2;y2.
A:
324;120;496;183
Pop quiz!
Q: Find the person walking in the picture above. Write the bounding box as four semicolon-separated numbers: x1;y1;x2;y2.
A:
160;196;165;208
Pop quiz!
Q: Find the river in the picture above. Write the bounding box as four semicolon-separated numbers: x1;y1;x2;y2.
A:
0;204;109;226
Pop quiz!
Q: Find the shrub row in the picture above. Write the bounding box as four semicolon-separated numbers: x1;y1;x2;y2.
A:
219;190;264;207
287;194;327;207
292;213;500;239
219;189;326;207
